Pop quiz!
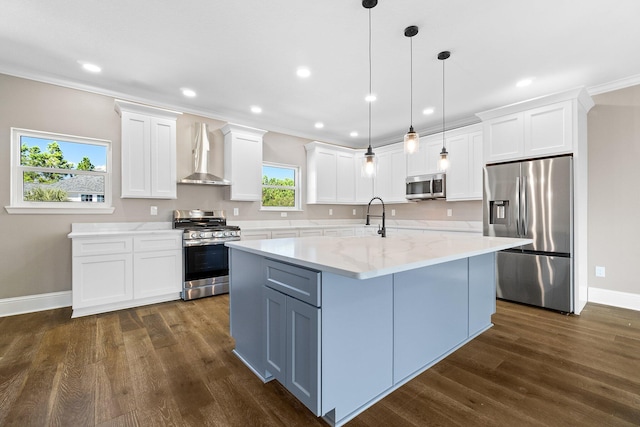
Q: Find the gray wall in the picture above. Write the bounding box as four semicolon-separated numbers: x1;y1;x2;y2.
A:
588;84;640;295
0;73;480;300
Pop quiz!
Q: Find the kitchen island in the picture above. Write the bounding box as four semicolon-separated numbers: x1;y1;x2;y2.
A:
226;233;530;427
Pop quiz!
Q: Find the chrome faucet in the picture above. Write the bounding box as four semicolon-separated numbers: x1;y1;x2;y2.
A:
365;196;386;237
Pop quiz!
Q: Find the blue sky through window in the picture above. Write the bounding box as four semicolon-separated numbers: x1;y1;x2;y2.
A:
21;136;107;170
263;165;294;182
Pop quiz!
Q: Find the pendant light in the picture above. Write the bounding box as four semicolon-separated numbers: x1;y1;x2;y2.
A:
438;50;450;171
362;0;378;177
403;25;419;154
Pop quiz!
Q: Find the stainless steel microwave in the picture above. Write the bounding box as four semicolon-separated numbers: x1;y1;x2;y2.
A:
406;173;446;200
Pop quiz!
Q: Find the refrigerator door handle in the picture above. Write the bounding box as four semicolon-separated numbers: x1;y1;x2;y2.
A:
515;177;521;236
522;176;528;236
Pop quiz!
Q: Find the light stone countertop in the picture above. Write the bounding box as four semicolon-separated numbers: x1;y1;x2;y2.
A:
226;234;530;280
228;219;482;233
67;222;181;238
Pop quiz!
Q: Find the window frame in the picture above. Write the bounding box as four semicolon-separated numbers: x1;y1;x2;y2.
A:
6;127;114;214
260;162;302;212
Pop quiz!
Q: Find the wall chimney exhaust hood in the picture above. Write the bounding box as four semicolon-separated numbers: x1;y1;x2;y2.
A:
180;123;231;185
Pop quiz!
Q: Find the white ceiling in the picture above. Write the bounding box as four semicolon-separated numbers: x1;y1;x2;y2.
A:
1;0;640;148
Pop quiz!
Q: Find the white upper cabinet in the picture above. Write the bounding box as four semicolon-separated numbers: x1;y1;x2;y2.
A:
406;134;447;176
354;149;374;204
445;125;483;201
222;123;267;201
405;124;483;201
336;151;356;202
374;143;407;203
115;100;181;199
482;112;524;162
425;136;445;174
305;142;357;204
478;88;594;164
524;101;572;156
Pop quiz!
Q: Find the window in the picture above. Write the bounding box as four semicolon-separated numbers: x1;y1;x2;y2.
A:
6;128;114;214
261;163;301;211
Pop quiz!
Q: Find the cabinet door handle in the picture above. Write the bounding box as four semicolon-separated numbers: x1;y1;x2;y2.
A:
521;176;528;236
515;177;521;236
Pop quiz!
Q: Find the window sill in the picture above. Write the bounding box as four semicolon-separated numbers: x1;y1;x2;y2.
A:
259;208;303;212
5;206;116;215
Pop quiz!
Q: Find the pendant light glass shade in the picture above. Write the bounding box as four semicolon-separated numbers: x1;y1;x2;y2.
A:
439;146;449;170
403;25;419;154
438;50;450;171
362;0;377;177
362;145;377;177
404;127;419;154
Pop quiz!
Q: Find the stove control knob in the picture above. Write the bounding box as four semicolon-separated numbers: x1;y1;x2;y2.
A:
190;232;198;239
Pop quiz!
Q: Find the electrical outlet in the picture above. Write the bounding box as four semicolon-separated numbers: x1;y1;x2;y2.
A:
595;266;605;277
352;209;356;216
233;207;239;216
150;206;158;216
329;209;333;216
447;209;452;217
281;212;287;217
391;209;396;216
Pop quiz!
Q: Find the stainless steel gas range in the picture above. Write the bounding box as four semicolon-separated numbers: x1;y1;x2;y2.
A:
173;209;241;300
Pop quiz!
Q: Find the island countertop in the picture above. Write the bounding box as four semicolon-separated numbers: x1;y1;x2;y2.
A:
225;234;531;280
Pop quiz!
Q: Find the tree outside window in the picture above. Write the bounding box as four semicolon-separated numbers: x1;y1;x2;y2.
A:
261;163;300;210
7;128;113;214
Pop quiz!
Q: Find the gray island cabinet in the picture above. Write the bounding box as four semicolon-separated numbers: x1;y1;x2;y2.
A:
226;234;530;427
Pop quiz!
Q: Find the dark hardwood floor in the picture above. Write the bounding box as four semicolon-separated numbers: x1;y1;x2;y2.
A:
1;296;639;426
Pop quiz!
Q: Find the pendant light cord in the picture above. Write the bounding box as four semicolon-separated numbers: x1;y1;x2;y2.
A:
410;36;413;129
442;54;445;149
368;8;372;150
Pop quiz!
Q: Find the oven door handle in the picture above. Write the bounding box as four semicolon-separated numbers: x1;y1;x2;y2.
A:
183;239;236;247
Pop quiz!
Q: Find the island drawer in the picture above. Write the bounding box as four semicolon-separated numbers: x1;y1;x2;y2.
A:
264;259;320;307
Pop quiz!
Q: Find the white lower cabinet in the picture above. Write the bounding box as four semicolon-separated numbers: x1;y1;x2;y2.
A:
71;232;182;317
241;230;272;240
133;237;182;300
299;229;324;237
73;250;134;309
271;230;299;239
323;227;355;237
355;226;379;236
264;260;321;416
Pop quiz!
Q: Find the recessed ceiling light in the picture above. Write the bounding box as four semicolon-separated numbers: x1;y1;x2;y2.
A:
250;105;262;114
516;78;533;88
314;122;324;129
422;107;435;115
181;88;197;97
81;62;101;73
350;131;358;137
365;94;376;102
296;67;311;78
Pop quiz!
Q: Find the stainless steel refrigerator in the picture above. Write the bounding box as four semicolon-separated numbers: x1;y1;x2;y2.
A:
483;156;573;312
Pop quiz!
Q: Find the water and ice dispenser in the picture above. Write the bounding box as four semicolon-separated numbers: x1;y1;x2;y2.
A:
489;200;509;225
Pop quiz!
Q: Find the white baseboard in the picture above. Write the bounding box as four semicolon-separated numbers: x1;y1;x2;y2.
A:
0;291;71;318
3;287;638;317
588;287;640;312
